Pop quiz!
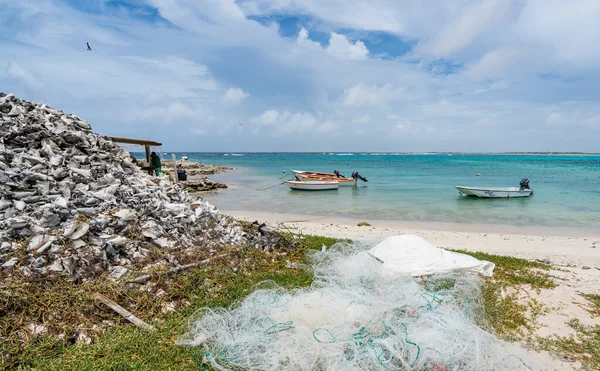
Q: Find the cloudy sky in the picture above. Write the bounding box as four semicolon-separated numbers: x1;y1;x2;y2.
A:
1;0;599;152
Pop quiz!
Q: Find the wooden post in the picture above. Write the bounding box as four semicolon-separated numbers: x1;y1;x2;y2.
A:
145;145;153;175
172;153;177;183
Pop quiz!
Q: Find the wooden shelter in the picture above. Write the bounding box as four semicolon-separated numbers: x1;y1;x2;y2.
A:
108;136;162;162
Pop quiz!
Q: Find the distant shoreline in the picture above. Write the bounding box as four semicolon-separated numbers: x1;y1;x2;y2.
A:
141;151;600;156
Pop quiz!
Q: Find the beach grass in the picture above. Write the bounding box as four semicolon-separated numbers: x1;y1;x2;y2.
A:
0;235;570;370
448;249;555;340
0;234;338;370
535;319;600;370
582;293;600;317
450;249;556;290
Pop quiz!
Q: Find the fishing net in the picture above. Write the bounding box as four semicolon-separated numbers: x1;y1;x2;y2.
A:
178;241;538;371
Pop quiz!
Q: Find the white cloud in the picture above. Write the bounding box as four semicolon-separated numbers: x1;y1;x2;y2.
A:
417;0;515;57
297;28;368;60
253;110;280;126
222;87;249;104
341;84;411;106
125;101;196;124
326;33;369;60
6;61;43;90
1;0;599;152
250;109;337;134
351;115;371;124
464;47;523;81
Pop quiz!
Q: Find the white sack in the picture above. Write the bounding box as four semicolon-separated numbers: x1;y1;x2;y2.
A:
368;234;495;277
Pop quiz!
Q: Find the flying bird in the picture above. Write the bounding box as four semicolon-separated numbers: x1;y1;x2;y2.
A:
87;42;93;51
238;121;243;126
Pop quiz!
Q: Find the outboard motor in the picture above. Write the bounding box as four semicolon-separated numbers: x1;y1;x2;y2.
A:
333;170;346;178
519;178;530;190
352;171;368;182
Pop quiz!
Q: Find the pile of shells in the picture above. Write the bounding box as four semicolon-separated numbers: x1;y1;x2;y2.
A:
0;92;246;280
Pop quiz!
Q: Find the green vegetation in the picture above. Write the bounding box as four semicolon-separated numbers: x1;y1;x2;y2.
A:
535;319;600;370
449;249;555;339
4;235;584;370
450;249;556;290
582;293;600;317
0;234;343;370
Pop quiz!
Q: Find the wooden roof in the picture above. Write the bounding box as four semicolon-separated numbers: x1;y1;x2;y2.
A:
108;136;162;146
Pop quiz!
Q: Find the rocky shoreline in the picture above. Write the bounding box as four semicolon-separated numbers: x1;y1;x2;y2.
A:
162;160;233;176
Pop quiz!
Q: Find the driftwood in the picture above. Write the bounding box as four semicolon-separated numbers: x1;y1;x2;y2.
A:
127;253;231;285
93;293;156;331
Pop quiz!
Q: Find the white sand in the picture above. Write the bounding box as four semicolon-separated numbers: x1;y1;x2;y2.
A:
226;210;600;370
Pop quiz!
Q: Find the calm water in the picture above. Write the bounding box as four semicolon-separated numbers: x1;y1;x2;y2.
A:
160;153;600;228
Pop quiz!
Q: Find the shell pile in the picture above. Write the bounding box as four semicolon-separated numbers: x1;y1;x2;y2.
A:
0;92;246;280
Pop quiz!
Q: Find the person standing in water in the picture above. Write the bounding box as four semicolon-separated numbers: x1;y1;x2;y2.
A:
150;152;162;176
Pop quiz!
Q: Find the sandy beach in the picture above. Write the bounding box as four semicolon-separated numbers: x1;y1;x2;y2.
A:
226;210;600;267
228;209;600;370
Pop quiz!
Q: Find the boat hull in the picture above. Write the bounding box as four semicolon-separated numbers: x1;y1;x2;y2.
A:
291;169;338;177
455;186;533;198
294;173;356;186
284;180;339;191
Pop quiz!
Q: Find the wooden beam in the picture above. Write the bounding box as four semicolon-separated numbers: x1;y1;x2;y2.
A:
93;293;155;331
108;136;162;147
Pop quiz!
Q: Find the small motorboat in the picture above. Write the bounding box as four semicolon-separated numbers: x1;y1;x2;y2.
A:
291;169;368;183
291;169;338;177
456;178;533;198
294;173;357;186
284;180;339;191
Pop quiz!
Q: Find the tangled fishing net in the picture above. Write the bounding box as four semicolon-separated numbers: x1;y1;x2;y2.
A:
178;237;538;370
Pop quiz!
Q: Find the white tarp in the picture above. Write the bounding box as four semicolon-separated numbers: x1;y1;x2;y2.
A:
368;234;495;277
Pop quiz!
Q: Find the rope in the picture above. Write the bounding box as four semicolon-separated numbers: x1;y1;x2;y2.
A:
256;182;284;190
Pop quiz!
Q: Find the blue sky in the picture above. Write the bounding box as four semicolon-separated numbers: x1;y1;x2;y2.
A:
1;0;599;152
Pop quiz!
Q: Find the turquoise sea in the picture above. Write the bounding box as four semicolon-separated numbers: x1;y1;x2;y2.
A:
161;153;600;229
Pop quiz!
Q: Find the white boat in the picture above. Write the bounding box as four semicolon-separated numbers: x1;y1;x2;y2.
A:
284;180;339;191
455;186;533;198
291;169;338;177
291;169;368;183
456;178;533;198
294;173;357;186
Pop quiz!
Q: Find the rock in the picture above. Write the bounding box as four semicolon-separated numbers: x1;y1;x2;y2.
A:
76;333;92;345
54;197;68;209
0;242;11;253
109;266;129;279
153;237;171;248
113;209;136;220
107;236;129;246
27;233;56;252
2;257;18;269
0;198;11;210
27;323;48;336
14;200;25;211
76;208;97;216
32;256;47;268
6;217;28;229
48;259;64;272
72;239;86;249
63;222;90;240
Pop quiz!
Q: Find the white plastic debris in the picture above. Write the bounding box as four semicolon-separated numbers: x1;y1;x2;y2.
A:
369;234;495;277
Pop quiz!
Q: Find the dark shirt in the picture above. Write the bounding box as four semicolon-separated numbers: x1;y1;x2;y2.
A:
151;154;161;168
